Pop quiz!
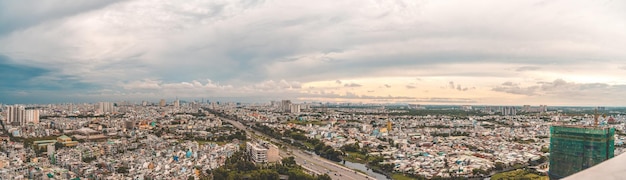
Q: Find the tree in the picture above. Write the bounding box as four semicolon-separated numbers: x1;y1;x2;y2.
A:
377;145;385;150
282;157;297;167
494;162;506;171
317;174;332;180
340;143;360;152
54;142;64;150
472;168;488;175
117;166;130;174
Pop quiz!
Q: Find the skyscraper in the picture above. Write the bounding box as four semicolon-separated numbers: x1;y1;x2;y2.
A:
159;99;166;107
501;106;517;116
97;102;115;114
549;126;615;179
6;105;25;126
281;100;291;112
25;109;39;124
289;104;301;113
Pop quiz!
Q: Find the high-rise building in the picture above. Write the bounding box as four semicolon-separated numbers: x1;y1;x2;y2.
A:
247;141;268;164
289;104;301;114
246;141;280;164
281;100;292;112
501;106;517;116
7;105;25;126
97;102;115;114
549;126;615;179
539;105;548;112
174;98;180;108
25;109;39;124
159;99;166;107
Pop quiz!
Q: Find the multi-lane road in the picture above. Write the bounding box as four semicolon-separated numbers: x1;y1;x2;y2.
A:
221;117;377;180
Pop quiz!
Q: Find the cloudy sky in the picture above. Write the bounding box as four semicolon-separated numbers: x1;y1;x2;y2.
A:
1;0;625;106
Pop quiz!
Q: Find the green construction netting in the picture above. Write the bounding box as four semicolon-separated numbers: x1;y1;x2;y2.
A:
549;126;615;179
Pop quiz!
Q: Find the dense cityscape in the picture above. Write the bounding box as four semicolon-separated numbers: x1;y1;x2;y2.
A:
1;100;624;179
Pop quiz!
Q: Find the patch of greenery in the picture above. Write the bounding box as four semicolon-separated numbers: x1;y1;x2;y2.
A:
491;169;548;180
392;173;421;180
344;152;367;164
206;151;330;180
286;120;325;126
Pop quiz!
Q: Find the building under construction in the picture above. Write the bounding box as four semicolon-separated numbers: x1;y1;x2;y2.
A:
549;125;615;179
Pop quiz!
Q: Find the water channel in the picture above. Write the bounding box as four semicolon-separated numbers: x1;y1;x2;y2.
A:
342;161;391;180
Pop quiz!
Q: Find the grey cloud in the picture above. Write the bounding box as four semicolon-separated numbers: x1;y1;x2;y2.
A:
335;80;342;84
344;83;362;87
384;84;391;88
493;79;617;97
502;81;516;86
450;81;470;91
492;85;539;96
406;85;416;89
0;0;122;35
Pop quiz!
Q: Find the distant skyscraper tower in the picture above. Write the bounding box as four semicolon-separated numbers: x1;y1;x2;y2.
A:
159;99;166;107
25;109;39;124
281;100;292;112
174;98;180;108
97;102;115;114
289;104;301;113
501;106;517;116
540;105;548;112
7;105;25;126
549;126;615;179
387;118;392;132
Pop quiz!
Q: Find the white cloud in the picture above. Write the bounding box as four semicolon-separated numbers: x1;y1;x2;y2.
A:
1;0;626;105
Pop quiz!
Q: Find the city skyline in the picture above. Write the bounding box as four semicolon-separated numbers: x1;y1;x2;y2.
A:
1;0;626;106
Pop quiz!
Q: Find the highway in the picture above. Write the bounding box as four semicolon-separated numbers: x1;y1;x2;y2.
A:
221;117;377;180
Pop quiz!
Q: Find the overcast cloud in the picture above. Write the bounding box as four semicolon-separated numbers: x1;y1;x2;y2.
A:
1;0;625;105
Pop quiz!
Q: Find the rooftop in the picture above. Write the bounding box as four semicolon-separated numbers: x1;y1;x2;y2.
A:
564;152;626;180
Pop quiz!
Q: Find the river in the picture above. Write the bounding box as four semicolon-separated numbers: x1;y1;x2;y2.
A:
342;161;391;180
